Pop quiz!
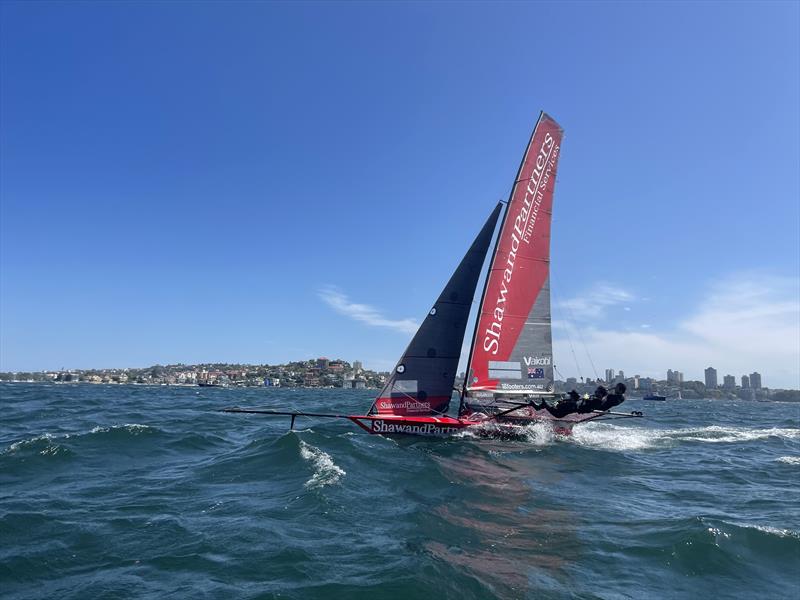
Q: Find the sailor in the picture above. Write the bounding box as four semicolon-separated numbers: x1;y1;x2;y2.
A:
577;385;607;413
535;389;580;418
578;385;608;414
598;382;627;411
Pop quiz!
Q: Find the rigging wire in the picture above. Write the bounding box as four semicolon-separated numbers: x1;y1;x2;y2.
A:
560;293;600;381
552;297;583;381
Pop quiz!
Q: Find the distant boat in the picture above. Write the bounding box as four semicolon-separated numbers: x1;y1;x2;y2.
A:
224;112;642;437
643;393;667;401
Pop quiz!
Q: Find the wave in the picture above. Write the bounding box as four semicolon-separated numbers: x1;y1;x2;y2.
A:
569;424;800;451
1;424;159;458
1;433;72;458
299;440;345;489
88;423;156;436
776;455;800;465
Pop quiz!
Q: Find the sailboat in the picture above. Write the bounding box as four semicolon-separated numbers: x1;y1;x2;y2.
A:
224;112;641;437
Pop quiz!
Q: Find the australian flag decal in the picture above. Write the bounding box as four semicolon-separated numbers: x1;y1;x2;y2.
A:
528;368;544;379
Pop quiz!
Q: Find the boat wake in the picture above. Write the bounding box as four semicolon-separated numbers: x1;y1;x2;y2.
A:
454;420;557;445
299;440;345;489
570;423;800;451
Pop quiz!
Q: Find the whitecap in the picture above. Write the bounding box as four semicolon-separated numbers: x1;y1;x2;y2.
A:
2;433;68;456
776;456;800;465
299;440;345;489
729;522;800;539
89;423;153;435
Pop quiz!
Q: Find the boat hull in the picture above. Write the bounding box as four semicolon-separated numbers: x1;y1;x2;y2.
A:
347;413;599;438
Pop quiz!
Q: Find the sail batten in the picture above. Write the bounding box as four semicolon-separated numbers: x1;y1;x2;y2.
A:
465;112;564;396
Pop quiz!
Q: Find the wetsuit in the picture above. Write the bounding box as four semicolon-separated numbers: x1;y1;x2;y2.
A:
577;396;604;413
599;393;624;411
537;397;579;418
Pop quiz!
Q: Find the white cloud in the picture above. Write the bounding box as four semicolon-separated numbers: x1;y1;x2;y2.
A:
556;283;635;321
553;273;800;389
318;286;419;335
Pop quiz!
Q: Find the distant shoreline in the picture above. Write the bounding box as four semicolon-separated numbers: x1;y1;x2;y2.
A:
1;379;798;402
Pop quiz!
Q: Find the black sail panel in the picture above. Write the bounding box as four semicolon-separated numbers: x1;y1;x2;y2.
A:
370;203;503;416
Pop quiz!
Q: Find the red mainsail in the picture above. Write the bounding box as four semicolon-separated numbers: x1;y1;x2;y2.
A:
466;112;564;395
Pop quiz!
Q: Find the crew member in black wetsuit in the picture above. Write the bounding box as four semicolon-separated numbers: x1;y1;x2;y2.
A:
535;390;580;418
577;385;607;413
599;383;627;411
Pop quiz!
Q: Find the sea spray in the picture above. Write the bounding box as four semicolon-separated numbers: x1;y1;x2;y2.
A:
299;440;345;489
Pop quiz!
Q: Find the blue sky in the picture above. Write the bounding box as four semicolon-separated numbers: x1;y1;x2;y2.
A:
1;1;798;387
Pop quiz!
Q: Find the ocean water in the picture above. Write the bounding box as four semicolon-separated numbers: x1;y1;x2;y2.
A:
1;384;799;599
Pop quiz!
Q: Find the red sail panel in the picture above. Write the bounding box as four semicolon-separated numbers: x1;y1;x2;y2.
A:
466;112;563;395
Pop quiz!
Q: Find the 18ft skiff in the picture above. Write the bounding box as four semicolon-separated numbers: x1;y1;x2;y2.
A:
223;112;641;437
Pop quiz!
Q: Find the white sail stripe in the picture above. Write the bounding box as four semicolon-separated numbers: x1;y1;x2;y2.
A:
488;370;523;379
488;361;522;370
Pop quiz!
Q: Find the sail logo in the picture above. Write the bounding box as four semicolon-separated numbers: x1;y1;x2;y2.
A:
483;129;558;356
524;356;551;366
377;399;431;413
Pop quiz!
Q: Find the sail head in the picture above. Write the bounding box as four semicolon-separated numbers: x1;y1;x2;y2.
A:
370;203;503;416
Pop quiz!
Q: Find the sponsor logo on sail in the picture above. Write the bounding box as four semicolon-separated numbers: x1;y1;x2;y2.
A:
524;356;551;366
483;130;559;356
377;399;431;413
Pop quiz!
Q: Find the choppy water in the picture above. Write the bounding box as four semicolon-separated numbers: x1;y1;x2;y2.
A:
1;383;799;599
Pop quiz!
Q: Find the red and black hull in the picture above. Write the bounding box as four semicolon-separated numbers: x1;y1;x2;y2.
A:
347;412;603;438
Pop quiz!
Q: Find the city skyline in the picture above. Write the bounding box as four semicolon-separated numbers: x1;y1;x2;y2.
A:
1;2;798;388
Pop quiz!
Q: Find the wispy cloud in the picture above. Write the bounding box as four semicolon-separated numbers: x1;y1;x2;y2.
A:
318;286;418;335
553;272;800;388
556;283;635;321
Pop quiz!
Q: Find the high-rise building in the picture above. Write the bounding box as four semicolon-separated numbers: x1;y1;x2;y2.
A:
667;369;683;384
353;360;363;373
723;375;736;389
750;372;762;389
704;367;718;389
605;368;615;383
632;375;640;390
741;375;750;389
618;370;625;380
